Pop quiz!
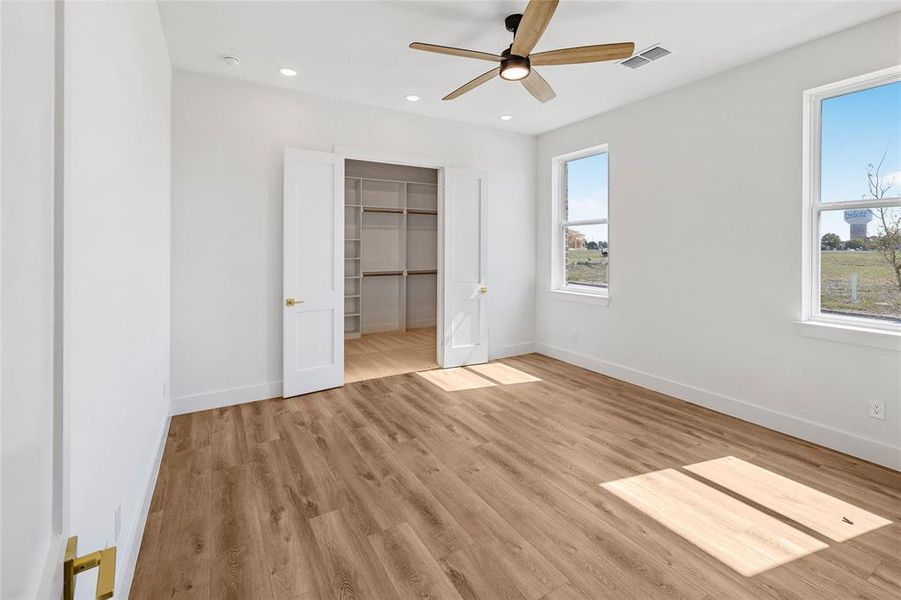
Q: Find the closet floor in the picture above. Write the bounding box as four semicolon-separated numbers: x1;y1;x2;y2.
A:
345;327;437;383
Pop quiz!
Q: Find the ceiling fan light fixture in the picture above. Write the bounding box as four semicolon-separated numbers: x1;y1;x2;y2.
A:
499;55;530;81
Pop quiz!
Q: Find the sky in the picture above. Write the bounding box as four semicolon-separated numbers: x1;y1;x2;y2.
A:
820;80;900;238
565;152;608;246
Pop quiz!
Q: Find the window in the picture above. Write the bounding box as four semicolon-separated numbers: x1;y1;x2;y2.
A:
804;67;901;333
552;145;610;300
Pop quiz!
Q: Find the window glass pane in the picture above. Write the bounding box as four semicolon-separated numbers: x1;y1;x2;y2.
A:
565;224;608;288
565;152;608;220
819;207;901;322
821;81;900;203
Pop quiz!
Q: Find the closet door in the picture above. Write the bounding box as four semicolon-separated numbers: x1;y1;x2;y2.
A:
440;168;489;367
283;148;344;397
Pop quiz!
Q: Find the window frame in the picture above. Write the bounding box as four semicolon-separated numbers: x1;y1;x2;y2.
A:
801;66;901;335
550;144;611;302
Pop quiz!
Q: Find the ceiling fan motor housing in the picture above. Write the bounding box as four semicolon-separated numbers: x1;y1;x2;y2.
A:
504;13;523;34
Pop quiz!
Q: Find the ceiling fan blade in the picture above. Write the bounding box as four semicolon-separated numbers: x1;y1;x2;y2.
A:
521;69;556;103
530;42;635;66
443;67;501;100
410;42;502;62
511;0;559;57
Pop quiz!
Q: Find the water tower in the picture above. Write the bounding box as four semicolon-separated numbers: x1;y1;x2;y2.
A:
844;209;873;240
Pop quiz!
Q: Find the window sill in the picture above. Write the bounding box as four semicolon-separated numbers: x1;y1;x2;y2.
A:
795;320;901;351
548;288;610;306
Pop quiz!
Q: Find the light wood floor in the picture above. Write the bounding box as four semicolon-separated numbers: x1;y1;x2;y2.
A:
131;354;901;599
344;327;437;383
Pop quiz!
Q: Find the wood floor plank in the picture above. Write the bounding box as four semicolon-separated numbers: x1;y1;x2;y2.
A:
211;465;274;600
684;455;893;541
132;354;901;600
309;509;401;599
137;447;212;600
210;405;249;471
249;440;330;599
369;522;464;600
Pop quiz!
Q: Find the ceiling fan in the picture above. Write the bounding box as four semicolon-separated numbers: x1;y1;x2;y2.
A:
410;0;634;103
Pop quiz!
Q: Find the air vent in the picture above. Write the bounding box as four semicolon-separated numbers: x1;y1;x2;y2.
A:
621;44;672;69
640;46;671;61
621;55;650;69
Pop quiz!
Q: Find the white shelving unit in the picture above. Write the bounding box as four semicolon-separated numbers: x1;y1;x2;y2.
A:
344;163;438;339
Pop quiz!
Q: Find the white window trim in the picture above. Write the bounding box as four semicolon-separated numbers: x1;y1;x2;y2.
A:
801;65;901;349
550;143;610;302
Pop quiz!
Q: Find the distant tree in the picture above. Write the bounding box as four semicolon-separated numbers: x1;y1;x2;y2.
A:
565;229;586;250
586;241;599;250
821;233;842;250
867;154;901;290
846;238;867;251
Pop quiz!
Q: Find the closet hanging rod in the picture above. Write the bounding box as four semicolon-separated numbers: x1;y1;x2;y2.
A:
362;206;404;214
362;271;404;277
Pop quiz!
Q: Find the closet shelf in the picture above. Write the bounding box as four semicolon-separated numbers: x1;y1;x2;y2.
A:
407;269;437;275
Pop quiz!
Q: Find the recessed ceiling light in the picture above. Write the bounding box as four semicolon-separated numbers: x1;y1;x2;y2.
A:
405;94;421;102
499;114;513;121
279;67;298;77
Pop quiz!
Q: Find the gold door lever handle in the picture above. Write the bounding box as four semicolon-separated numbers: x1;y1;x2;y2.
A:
479;286;488;295
286;298;304;306
64;536;116;600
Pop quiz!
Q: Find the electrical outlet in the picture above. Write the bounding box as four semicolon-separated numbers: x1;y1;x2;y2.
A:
162;380;168;399
868;399;885;420
570;328;580;342
114;504;122;541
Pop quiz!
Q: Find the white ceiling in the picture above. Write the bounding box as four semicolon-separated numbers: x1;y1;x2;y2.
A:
158;1;900;135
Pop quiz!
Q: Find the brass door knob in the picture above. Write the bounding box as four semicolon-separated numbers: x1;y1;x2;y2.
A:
479;286;488;295
286;298;303;306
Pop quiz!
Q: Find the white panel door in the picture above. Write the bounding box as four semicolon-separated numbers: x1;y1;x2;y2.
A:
283;148;344;397
440;168;489;367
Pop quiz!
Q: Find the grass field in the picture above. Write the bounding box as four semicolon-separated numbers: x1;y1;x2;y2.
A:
566;248;609;288
821;251;901;321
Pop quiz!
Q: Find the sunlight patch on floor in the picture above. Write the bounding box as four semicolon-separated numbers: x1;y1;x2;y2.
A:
467;363;542;385
601;468;828;576
684;456;892;542
417;367;496;391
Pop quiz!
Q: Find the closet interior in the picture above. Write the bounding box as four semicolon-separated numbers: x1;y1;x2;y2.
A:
343;159;438;382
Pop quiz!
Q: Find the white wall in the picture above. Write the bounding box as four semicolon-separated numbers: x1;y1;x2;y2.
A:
65;1;171;596
170;72;536;413
535;13;901;469
0;2;57;597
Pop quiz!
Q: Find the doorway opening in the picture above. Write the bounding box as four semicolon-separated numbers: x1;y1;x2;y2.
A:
343;159;439;382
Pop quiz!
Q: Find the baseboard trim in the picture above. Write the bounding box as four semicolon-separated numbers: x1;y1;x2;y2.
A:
120;409;171;597
172;380;282;415
489;341;536;360
535;342;900;471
